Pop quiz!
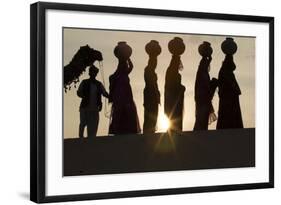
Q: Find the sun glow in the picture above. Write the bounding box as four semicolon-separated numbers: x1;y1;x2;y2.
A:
158;112;170;132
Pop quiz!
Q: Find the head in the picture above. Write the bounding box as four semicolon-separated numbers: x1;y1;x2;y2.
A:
117;55;128;62
89;65;99;79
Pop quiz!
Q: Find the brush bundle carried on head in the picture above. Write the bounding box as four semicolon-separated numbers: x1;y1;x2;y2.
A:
64;45;103;93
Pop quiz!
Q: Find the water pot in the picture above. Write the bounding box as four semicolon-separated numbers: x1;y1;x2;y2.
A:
114;41;132;60
221;37;237;55
145;40;161;57
198;41;213;57
168;37;185;55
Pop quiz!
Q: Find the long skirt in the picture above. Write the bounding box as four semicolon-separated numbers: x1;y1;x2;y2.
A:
193;103;210;131
109;102;141;135
143;104;159;134
217;96;243;129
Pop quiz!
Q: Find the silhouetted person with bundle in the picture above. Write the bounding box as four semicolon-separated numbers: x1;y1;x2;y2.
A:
143;40;161;133
64;45;103;92
77;65;109;138
164;37;186;133
109;42;141;134
194;42;218;130
217;38;243;129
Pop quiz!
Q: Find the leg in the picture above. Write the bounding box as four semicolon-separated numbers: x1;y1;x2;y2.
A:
171;107;183;133
87;110;99;138
92;111;99;137
171;94;184;133
143;108;151;133
79;110;86;138
143;105;158;134
150;105;159;133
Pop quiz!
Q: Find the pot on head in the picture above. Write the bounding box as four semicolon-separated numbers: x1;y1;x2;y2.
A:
198;41;213;57
221;37;237;55
114;41;132;60
145;40;161;57
168;37;185;55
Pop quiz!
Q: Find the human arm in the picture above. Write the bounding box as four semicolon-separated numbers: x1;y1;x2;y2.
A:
207;56;212;63
100;83;109;98
209;77;218;100
127;58;133;74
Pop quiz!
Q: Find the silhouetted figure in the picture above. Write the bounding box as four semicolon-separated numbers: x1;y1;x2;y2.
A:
164;37;186;133
64;45;103;92
109;42;141;134
143;40;161;133
77;65;109;138
217;38;243;129
194;42;218;130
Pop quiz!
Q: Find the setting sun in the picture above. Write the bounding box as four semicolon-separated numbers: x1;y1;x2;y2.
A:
158;112;170;132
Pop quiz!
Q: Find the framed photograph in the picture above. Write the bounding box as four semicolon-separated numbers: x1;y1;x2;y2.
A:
30;2;274;203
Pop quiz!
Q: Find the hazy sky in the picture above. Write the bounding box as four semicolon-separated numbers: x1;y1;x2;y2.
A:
63;28;255;138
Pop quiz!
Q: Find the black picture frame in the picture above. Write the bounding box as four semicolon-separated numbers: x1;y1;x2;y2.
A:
30;1;274;203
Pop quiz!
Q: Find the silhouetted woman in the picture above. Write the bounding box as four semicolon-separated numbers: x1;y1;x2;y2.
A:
109;42;141;134
194;42;218;130
143;40;161;133
164;37;186;133
217;38;243;129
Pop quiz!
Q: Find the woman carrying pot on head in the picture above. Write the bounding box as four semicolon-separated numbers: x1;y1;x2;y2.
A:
108;41;141;135
143;40;161;134
193;41;218;131
217;37;243;129
164;37;186;133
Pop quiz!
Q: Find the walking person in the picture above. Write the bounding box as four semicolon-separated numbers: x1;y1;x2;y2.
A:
193;41;218;130
217;38;243;129
143;40;161;133
77;65;109;138
108;42;141;134
164;37;186;133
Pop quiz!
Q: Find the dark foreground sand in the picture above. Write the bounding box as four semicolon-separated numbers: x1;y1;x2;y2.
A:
64;128;255;176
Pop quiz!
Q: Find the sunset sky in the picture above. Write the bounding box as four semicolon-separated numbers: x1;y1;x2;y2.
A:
63;28;255;138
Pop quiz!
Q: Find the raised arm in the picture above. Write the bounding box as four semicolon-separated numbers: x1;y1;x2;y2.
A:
127;58;133;74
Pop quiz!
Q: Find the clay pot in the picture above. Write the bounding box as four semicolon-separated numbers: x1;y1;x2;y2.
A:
114;41;132;60
168;37;185;55
145;40;161;57
221;37;237;55
198;41;213;57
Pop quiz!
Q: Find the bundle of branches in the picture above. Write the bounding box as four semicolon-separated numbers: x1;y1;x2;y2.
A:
64;45;103;92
